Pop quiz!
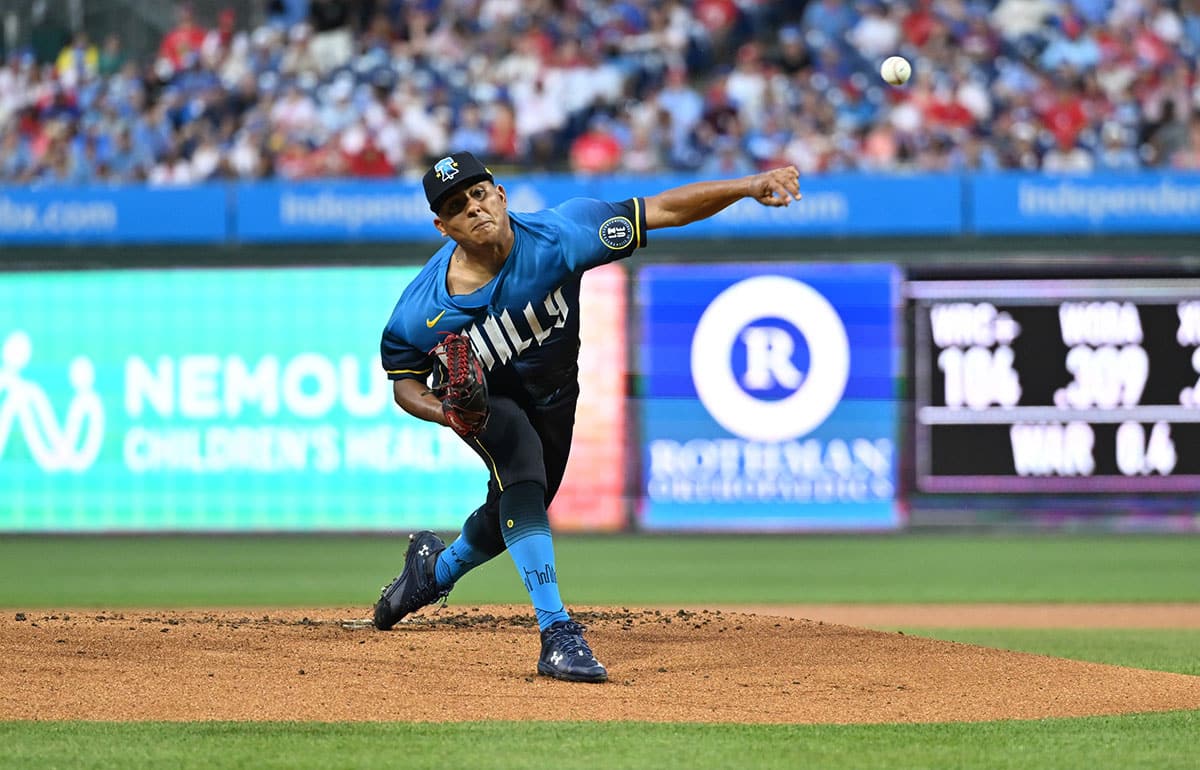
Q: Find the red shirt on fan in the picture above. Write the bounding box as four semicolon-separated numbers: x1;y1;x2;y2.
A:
159;19;207;68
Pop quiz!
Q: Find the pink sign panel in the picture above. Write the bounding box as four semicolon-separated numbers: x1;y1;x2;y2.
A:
548;262;627;531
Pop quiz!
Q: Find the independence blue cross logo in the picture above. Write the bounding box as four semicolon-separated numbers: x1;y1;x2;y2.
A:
433;157;459;182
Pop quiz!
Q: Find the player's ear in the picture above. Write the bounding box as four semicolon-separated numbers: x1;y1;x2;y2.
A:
495;183;506;205
433;217;449;237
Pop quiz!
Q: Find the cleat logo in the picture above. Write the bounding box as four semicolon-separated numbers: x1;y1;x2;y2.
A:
418;545;430;557
550;651;563;665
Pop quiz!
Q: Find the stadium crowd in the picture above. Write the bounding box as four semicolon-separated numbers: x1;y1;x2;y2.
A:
1;0;1199;185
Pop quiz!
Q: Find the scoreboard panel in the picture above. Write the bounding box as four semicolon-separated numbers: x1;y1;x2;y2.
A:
910;279;1200;494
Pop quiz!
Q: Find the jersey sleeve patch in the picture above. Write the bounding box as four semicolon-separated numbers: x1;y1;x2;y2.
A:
598;215;636;250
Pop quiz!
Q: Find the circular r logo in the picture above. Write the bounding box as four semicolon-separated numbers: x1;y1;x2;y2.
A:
690;276;850;442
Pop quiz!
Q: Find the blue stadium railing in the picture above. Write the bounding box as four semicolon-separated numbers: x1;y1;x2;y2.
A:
2;171;1199;245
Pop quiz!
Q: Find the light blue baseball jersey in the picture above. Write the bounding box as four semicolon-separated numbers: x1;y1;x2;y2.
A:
381;197;646;400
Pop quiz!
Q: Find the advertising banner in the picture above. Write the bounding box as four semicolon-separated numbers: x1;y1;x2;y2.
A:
232;174;962;243
0;185;226;244
601;173;963;237
11;172;1200;246
637;263;901;531
235;180;431;242
0;265;626;532
233;176;584;242
548;263;628;531
971;173;1200;234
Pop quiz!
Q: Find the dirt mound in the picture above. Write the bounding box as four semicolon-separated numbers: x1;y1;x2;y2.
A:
674;603;1200;629
2;606;1198;724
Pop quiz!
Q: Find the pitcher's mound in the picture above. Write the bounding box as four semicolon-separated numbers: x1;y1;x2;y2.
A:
2;606;1198;723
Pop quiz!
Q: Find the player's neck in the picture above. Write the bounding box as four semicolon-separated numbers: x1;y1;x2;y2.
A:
446;241;510;296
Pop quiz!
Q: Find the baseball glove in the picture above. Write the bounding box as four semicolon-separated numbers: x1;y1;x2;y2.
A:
427;332;489;439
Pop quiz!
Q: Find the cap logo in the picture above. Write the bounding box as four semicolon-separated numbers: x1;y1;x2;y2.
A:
433;157;459;182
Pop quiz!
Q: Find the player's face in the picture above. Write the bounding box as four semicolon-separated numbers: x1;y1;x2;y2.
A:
434;181;509;246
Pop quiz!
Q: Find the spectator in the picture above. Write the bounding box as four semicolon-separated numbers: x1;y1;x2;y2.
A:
1040;14;1102;72
98;34;127;77
1170;113;1200;168
308;0;354;74
0;128;31;180
270;82;318;137
106;127;152;181
190;131;225;180
772;26;810;75
724;42;769;130
448;103;491;158
1042;135;1095;173
1095;121;1142;170
569;115;623;173
620;4;690;76
693;0;743;63
208;8;239;54
802;0;858;45
847;1;902;61
901;0;938;48
860;122;900;170
621;123;663;174
656;67;704;157
228;126;268;178
1182;0;1200;55
1148;101;1192;166
512;77;567;169
148;143;194;185
159;4;209;72
341;122;395;177
991;0;1057;45
949;132;1003;171
701;135;755;175
488;100;521;162
1039;78;1090;149
318;76;357;135
2;0;1200;182
56;32;98;89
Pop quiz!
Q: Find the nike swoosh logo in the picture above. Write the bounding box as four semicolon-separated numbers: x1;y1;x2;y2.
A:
426;310;446;328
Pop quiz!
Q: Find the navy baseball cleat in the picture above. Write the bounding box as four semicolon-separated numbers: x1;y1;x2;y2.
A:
372;531;451;630
537;620;608;683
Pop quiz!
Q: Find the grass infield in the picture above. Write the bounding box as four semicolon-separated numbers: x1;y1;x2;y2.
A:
1;533;1197;769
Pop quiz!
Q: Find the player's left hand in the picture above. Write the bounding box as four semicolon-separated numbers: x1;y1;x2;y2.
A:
748;166;801;207
428;332;490;439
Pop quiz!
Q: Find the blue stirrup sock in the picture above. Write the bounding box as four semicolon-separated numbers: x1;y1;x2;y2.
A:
500;481;570;630
434;531;491;591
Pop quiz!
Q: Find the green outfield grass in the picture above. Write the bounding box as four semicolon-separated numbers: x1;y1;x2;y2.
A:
1;533;1198;607
1;712;1197;770
1;533;1197;769
894;628;1200;677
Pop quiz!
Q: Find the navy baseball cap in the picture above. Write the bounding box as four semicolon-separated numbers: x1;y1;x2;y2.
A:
423;151;494;214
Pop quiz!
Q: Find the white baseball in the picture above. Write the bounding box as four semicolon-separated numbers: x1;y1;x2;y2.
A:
881;56;912;86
